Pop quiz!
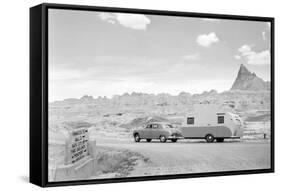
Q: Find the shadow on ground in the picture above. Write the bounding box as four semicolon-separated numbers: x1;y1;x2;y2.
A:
19;175;29;183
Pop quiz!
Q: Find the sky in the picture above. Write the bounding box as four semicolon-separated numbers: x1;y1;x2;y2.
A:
48;9;271;102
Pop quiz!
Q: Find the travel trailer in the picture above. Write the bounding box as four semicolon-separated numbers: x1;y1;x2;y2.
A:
181;105;244;142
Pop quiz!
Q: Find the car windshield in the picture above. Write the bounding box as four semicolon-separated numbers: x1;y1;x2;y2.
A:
164;124;174;128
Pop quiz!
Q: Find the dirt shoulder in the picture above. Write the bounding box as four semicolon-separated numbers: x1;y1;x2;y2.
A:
93;146;151;179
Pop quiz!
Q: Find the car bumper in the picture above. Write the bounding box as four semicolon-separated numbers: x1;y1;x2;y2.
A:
168;135;184;139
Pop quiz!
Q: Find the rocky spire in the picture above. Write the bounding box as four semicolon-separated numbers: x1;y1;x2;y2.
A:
237;64;251;78
230;64;270;91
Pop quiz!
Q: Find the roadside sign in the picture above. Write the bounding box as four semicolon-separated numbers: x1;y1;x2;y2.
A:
65;128;89;164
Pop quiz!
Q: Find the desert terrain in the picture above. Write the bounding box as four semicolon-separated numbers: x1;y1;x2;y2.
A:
48;90;271;180
48;64;272;181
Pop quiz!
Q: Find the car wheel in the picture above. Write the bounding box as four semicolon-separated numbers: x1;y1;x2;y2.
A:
171;139;177;142
205;134;215;143
216;138;224;142
159;135;167;143
146;139;152;142
134;134;141;142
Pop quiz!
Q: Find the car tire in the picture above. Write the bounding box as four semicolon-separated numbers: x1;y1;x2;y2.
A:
171;139;177;142
146;139;152;142
134;134;141;142
216;138;224;142
205;134;215;143
159;135;167;143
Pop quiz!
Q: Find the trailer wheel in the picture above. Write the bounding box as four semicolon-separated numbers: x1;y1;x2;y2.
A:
159;135;167;143
134;133;141;142
146;139;152;142
216;138;224;142
205;134;215;143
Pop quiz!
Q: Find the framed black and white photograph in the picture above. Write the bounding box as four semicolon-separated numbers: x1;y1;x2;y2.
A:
30;3;274;187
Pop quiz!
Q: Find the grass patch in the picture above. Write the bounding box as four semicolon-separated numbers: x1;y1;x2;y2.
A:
96;146;149;178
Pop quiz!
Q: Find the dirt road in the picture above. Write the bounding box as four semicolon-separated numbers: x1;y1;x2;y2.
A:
95;138;271;177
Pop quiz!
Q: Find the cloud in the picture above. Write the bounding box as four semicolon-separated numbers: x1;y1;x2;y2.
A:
262;22;271;41
262;31;266;41
197;32;219;47
247;50;270;65
238;44;252;55
98;12;117;24
201;18;221;23
237;44;270;65
234;55;241;60
182;53;200;61
98;12;151;30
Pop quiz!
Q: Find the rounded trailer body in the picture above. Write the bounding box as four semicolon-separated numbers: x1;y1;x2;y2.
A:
181;106;244;142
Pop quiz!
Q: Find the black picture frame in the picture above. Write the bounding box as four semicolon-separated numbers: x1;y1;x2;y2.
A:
30;3;275;187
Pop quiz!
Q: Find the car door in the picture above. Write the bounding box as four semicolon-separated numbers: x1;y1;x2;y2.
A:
157;124;169;138
151;124;161;139
141;124;152;138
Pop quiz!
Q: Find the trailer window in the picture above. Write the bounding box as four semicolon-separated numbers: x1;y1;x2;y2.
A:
187;117;194;124
152;124;159;129
218;116;224;124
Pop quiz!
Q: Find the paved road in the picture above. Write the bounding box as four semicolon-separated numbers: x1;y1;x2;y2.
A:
96;138;271;177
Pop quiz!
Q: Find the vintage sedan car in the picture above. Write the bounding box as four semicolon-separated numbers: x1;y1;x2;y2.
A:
133;122;183;143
